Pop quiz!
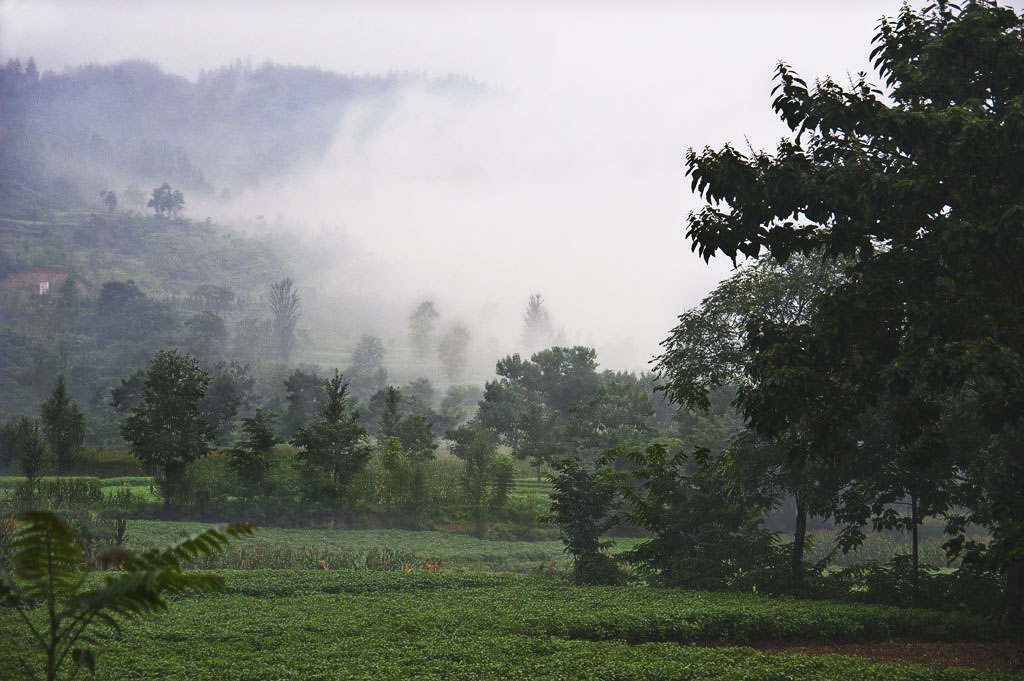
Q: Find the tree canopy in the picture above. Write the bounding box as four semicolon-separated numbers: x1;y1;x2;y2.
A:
147;183;185;219
120;350;213;510
678;1;1024;617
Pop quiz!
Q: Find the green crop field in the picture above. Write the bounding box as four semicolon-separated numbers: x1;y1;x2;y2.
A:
123;520;638;574
0;571;1014;680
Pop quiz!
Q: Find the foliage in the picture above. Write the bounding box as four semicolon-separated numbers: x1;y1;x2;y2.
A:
39;377;85;477
617;443;781;590
146;183;184;219
268;278;300;364
94;281;176;346
681;1;1024;617
120;350;213;510
291;371;371;516
228;409;278;500
448;422;501;537
98;190;117;212
108;370;145;414
197;361;252;444
9;479;103;514
376;385;402;443
822;556;1005;617
542;456;622;585
0;509;253;681
125;520;568;573
567;370;656;461
521;293;553;352
408;300;439;359
656;254;843;412
183;311;227;366
437;325;471;382
656;255;850;580
365;386;438;460
490;454;515;510
478;346;613;470
3;417;47;483
395;415;437;462
0;569;1010;681
347;335;388;399
280;368;323;438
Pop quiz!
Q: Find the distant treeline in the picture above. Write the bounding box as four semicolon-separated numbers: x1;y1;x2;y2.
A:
0;57;485;217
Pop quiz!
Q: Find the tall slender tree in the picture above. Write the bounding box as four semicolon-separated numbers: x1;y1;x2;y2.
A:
408;300;439;359
39;375;86;475
3;416;46;483
438;325;471;382
291;371;370;522
269;278;301;364
521;294;552;353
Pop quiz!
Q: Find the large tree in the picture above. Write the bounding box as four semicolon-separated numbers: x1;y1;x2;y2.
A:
681;2;1024;617
478;346;609;475
121;350;213;510
656;254;844;577
147;183;185;219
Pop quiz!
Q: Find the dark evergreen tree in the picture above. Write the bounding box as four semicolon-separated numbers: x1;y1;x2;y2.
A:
39;375;85;475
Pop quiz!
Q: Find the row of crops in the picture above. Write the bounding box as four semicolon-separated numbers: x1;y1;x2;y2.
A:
1;571;1013;680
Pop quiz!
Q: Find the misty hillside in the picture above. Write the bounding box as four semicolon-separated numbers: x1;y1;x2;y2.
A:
0;54;662;453
0;58;484;217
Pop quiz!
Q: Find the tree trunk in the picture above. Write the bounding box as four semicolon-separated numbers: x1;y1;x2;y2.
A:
910;491;919;607
1005;564;1024;623
792;495;807;578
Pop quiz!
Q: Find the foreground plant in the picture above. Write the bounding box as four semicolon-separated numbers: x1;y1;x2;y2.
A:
0;509;254;681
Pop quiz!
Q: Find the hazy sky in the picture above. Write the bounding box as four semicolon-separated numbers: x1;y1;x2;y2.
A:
1;0;904;371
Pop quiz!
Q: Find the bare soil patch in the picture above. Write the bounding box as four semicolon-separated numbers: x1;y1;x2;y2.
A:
740;640;1023;674
0;266;73;292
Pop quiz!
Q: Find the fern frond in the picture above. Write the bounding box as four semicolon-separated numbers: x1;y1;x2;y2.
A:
3;511;255;681
12;510;82;602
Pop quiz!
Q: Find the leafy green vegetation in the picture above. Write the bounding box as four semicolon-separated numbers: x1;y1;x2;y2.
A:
673;1;1024;619
0;570;1012;680
0;510;252;681
123;521;575;574
2;7;1023;677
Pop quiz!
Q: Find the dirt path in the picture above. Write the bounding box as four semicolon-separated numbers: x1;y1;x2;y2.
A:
741;640;1023;674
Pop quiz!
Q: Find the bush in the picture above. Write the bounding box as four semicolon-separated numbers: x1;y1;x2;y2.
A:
821;556;1004;617
542;456;623;585
617;444;779;590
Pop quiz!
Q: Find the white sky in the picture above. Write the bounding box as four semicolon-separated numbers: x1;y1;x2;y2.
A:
1;0;904;371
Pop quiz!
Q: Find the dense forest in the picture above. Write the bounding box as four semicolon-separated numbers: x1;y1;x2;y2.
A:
2;4;1024;679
